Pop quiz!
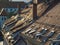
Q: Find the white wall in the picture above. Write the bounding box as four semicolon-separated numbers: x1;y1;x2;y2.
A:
10;0;32;3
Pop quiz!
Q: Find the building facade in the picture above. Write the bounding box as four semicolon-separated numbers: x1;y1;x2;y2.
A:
0;10;7;28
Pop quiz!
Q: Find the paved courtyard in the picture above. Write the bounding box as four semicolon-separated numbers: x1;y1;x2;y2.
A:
0;41;3;45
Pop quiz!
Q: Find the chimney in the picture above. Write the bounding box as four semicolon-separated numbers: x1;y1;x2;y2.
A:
33;0;38;20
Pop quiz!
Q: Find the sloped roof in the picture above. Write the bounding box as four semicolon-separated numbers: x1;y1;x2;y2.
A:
0;9;8;16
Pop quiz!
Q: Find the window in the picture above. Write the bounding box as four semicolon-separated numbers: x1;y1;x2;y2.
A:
4;17;6;20
10;8;13;12
2;16;7;20
2;17;3;20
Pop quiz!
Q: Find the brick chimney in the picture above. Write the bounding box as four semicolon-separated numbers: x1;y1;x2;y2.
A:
33;0;38;20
